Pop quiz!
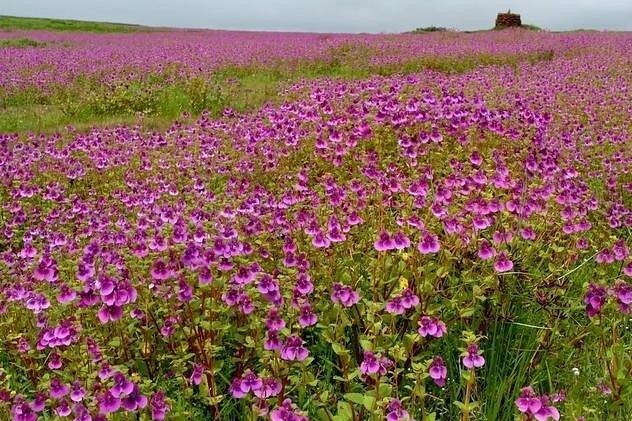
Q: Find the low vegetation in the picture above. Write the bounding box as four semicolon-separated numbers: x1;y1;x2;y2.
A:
0;15;147;33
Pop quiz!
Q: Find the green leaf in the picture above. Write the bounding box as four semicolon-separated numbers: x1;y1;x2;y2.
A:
362;395;376;411
317;409;332;421
332;343;348;356
335;401;353;420
459;307;476;318
344;393;365;405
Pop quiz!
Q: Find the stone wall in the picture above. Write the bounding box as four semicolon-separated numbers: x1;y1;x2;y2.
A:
495;13;522;28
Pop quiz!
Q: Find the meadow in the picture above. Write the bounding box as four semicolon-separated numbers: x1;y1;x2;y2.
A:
0;16;631;421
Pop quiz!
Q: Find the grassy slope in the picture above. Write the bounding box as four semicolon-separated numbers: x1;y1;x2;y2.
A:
0;15;148;33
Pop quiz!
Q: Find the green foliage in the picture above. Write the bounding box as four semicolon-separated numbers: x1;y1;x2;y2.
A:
408;26;449;34
0;15;147;32
0;38;45;48
522;24;543;31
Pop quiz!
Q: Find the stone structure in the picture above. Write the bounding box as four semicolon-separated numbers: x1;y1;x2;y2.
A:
495;11;522;28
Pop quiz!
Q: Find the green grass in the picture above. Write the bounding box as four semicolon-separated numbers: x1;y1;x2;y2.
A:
0;15;149;33
0;49;556;134
0;37;45;48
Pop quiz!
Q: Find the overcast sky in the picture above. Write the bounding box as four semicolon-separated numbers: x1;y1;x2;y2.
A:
3;0;632;32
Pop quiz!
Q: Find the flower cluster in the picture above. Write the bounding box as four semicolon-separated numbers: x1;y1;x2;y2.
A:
515;387;561;421
0;27;631;421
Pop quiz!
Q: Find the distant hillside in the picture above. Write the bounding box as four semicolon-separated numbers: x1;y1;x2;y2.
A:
0;15;150;32
407;26;448;34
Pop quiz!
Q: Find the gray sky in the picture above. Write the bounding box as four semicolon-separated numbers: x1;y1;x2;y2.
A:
3;0;632;32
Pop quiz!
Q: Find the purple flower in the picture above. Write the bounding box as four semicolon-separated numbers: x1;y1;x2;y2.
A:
386;398;412;421
189;364;204;386
280;335;309;361
54;399;72;417
417;231;441;254
374;231;396;252
417;316;447;338
298;304;318;327
30;394;46;412
515;387;542;414
253;378;282;399
239;370;263;394
48;352;63;370
120;385;148;411
612;281;632;313
428;356;448;387
311;231;331;248
613;240;629;261
624;261;632;277
493;252;514;272
331;282;360;307
400;289;420;308
265;308;286;332
462;344;485;369
478;240;496;260
360;351;380;375
150;260;173;281
96;305;123;324
295;273;314;296
70;381;86;402
264;331;282;351
72;404;93;421
515;387;560;421
386;289;419;314
584;283;607;317
198;267;213;285
596;248;615;264
385;296;405;314
360;351;392;376
49;377;69;399
11;397;37;421
98;391;121;414
392;231;411;250
110;372;134;398
270;399;308;421
149;391;170;420
98;363;113;380
230;378;247;399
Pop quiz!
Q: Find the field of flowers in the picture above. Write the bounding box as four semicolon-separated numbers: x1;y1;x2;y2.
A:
1;22;631;421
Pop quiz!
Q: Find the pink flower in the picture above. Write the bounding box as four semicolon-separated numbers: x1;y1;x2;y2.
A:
584;283;607;317
462;344;485;369
298;304;318;327
331;282;360;307
428;356;447;387
253;378;281;399
417;231;441;254
478;240;496;260
392;231;411;249
493;252;514;272
624;261;632;277
418;316;447;338
280;335;309;361
374;231;395;252
515;387;560;421
359;351;393;378
612;281;632;313
386;398;412;421
270;399;308;421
